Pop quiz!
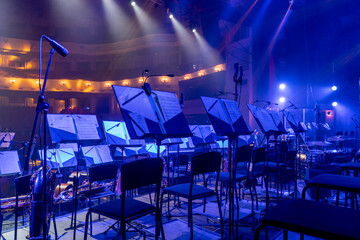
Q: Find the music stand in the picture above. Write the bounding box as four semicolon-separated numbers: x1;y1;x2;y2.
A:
47;113;102;239
285;110;307;198
247;104;283;208
113;85;192;221
103;120;144;164
0;132;15;149
201;96;252;238
82;145;113;167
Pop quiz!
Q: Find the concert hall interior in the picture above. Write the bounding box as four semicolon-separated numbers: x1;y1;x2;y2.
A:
1;0;360;239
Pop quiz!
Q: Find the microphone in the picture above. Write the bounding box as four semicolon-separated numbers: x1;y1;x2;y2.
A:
43;35;69;57
239;66;243;85
233;63;239;81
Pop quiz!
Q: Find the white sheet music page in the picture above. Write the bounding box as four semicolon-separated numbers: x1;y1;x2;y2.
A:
96;145;113;163
154;90;181;123
114;86;158;123
223;99;242;124
73;115;100;140
201;97;229;124
47;114;76;136
0;151;20;175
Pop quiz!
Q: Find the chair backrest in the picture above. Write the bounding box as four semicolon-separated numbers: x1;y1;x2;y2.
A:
88;163;118;184
121;158;163;192
191;151;221;176
15;175;32;196
236;145;253;164
253;147;266;164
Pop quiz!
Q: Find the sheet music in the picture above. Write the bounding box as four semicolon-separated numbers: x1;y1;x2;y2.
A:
154;90;182;122
0;132;15;148
47;114;77;142
103;121;128;145
268;110;286;132
223;99;241;124
96;145;113;163
200;125;217;143
247;104;278;134
82;146;100;166
58;148;77;167
0;151;20;175
190;125;205;145
128;112;150;136
38;149;59;169
114;86;158;123
201;97;230;125
73;115;101;140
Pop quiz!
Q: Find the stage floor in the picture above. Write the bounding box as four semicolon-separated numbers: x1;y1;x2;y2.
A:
1;181;325;239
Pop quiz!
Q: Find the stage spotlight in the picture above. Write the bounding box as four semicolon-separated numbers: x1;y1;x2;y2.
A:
131;1;136;6
332;85;337;91
279;83;286;90
332;101;338;107
279;97;286;103
169;13;174;19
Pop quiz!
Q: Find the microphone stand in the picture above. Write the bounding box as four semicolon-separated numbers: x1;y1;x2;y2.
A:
25;48;55;240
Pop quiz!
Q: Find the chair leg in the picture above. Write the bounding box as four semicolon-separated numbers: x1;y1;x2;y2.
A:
84;211;91;240
216;190;224;238
98;199;101;221
15;205;18;240
189;200;193;240
90;212;93;236
121;219;126;240
254;180;259;211
53;214;58;240
159;194;165;239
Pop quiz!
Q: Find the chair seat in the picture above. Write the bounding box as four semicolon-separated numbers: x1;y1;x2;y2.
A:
163;183;215;199
90;198;156;220
306;174;360;193
261;198;360;239
218;172;248;181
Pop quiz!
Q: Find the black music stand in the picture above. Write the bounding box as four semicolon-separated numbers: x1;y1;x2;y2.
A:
47;113;102;240
285;110;307;198
113;85;192;221
81;145;113;166
0;151;21;238
0;132;15;150
103;120;144;164
247;104;283;208
201;96;252;239
268;110;288;202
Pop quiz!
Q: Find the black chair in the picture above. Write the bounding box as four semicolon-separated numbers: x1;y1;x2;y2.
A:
87;163;118;236
255;174;360;239
161;151;223;240
84;158;164;240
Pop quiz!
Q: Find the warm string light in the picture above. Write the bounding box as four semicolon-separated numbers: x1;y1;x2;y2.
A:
122;80;129;86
